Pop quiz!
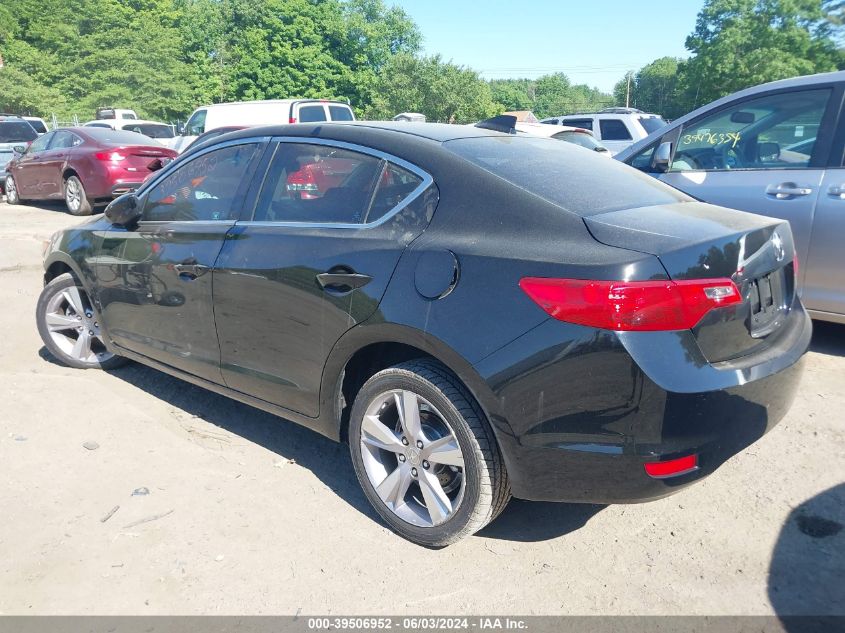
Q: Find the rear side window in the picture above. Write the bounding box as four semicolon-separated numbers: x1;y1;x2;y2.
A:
49;131;81;149
444;136;688;216
368;163;423;222
27;119;48;133
143;143;259;222
329;105;354;121
254;143;393;224
298;105;327;123
561;118;593;130
599;119;632;140
0;121;38;143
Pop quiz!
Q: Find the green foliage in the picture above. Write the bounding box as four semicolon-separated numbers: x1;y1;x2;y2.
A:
488;74;613;119
365;53;501;123
613;59;687;119
0;0;421;121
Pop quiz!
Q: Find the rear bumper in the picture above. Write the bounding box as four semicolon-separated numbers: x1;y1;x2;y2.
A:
473;305;811;503
108;182;143;198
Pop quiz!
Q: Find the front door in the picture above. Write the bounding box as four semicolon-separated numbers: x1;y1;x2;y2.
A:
803;168;845;317
213;139;434;417
655;87;838;281
39;130;80;198
13;131;54;197
96;140;264;382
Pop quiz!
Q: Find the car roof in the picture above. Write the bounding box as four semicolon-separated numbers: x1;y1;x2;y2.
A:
515;122;592;137
198;99;353;110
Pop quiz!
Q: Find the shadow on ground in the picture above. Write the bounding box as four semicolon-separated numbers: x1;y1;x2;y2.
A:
768;483;845;618
40;346;606;543
809;321;845;357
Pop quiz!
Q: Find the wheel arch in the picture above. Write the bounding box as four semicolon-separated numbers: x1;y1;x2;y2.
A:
320;323;508;446
43;252;83;287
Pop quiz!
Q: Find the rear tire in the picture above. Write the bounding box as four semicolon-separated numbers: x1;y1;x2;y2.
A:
4;174;22;205
64;175;92;216
349;359;510;547
36;273;127;369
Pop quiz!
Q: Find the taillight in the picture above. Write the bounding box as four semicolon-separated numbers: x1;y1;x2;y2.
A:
519;277;742;331
644;454;698;478
286;167;318;193
289;117;297;124
95;151;126;162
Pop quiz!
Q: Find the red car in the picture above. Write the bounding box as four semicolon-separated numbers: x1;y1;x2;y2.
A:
4;127;176;215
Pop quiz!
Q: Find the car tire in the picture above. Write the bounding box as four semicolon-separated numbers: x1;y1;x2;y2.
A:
4;174;22;205
349;359;510;547
36;273;127;370
64;175;93;216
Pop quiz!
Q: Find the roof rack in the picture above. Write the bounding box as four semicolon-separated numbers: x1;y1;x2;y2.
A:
598;107;645;114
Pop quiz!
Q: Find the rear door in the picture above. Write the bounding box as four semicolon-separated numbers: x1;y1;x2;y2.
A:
804;167;845;319
213;138;435;416
96;139;264;382
654;86;839;290
597;117;634;155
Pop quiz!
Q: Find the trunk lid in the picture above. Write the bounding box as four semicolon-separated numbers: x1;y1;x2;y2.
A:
102;144;176;173
584;201;798;362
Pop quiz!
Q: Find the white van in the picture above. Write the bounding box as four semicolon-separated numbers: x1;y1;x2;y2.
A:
172;99;356;153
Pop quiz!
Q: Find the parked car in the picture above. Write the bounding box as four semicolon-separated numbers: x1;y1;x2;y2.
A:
0;116;38;194
542;107;667;155
183;125;248;152
4;127;176;215
23;116;49;135
172;99;356;153
95;108;138;121
37;122;809;546
514;121;611;155
84;119;176;148
616;70;845;325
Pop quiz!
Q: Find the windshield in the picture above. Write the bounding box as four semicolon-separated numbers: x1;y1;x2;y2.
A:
553;130;606;151
639;116;667;134
0;121;38;143
444;135;689;216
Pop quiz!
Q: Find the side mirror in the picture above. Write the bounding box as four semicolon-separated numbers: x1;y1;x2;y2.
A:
176;124;185;136
105;194;141;227
12;145;27;154
653;141;673;170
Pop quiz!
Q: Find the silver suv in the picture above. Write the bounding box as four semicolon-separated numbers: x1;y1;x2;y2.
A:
0;116;38;194
541;107;666;155
616;70;845;324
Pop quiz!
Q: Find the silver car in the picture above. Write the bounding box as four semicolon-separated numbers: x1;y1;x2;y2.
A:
616;70;845;324
0;117;38;188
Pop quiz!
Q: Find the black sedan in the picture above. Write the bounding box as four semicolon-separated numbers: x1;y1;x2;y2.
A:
37;122;810;546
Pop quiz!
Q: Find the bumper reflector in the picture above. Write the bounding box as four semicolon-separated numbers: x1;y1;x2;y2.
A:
644;454;699;478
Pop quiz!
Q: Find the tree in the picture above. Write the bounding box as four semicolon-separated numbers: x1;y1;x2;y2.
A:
612;59;685;119
682;0;841;109
365;53;500;123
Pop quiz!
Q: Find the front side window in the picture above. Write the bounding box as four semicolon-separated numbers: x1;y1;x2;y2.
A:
27;132;53;152
638;116;667;134
298;105;327;123
599;119;633;140
185;110;207;136
143;143;259;222
671;89;830;171
254;143;411;224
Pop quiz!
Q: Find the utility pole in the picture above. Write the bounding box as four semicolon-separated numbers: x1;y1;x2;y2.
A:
625;72;632;108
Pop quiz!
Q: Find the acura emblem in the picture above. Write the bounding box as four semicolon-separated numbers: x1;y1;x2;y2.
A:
771;231;785;262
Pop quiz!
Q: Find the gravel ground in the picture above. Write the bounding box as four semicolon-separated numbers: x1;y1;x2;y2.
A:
1;201;843;616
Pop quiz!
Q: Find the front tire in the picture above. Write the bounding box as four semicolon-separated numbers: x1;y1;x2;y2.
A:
4;174;22;205
64;175;92;216
349;359;510;547
36;273;126;369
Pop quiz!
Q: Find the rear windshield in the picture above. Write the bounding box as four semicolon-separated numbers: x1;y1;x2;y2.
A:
443;136;689;216
124;123;174;138
639;116;667;134
0;121;38;143
83;128;160;146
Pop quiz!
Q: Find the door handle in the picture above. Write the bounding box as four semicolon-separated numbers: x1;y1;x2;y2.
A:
828;184;845;199
316;270;372;291
765;183;813;199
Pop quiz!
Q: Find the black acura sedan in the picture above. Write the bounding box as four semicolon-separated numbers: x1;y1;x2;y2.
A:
37;122;810;546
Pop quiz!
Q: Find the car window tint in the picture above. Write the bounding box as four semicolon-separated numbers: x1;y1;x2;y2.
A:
127;124;174;139
253;143;383;224
328;105;354;121
84;128;159;145
298;105;327;122
185;109;207;136
49;131;77;150
671;89;830;171
561;118;592;130
366;163;423;223
28;132;53;152
599;119;632;140
444;135;689;216
27;120;48;134
0;121;38;143
143;143;259;222
629;142;658;171
553;130;603;150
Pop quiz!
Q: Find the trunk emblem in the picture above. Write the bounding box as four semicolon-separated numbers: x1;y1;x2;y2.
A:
771;231;785;262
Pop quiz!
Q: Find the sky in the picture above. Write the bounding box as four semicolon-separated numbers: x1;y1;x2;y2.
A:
390;0;706;93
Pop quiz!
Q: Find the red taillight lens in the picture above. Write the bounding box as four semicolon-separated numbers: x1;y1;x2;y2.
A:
644;454;698;478
519;277;742;331
95;151;126;162
289;117;297;124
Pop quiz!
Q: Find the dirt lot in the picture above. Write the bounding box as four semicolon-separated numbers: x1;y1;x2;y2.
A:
0;201;843;616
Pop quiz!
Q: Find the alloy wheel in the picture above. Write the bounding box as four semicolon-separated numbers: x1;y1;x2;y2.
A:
5;176;17;203
43;285;113;364
65;178;81;212
359;389;466;527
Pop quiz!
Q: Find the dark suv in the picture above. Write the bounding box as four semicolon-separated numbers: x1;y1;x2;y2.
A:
37;122;809;546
